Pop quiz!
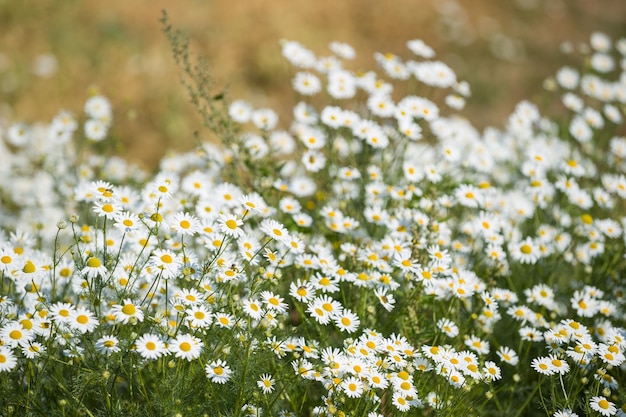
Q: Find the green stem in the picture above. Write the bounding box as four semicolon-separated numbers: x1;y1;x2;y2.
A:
526;379;545;417
234;340;253;417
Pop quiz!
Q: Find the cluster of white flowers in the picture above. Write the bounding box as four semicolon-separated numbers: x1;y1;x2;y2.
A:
1;32;625;416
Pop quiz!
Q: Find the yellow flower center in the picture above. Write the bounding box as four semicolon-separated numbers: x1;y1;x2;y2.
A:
122;304;136;315
20;319;33;330
22;261;36;274
87;257;102;268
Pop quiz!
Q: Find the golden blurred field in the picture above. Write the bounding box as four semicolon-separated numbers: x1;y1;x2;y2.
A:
1;0;625;169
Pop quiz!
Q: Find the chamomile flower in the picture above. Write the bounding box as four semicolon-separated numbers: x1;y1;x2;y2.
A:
84;119;108;141
327;69;357;99
329;41;355;59
149;173;178;200
242;299;265;320
169;333;203;361
293;72;322;95
591;53;615;73
93;201;122;220
302;150;326;172
509;237;540;264
571;290;599;318
306;298;335;325
218;214;245;239
135;333;167;360
285;235;306;254
556;66;580;89
334;309;360;333
176;288;206;306
6;123;30;146
366;370;389;391
520;326;544;343
373;287;396;311
465;335;490;355
547;355;570;375
496;346;519;366
69;307;99;334
182;305;211;329
206;359;232;384
531;356;555;375
251;108;278;130
22;341;46;359
437;318;459;338
240;192;267;214
114;211;141;232
149;249;182;279
289;279;315;303
111;299;144;324
95;335;121;354
169;212;201;236
215;312;236;329
279;196;302;214
341;376;364;398
446;369;466;388
0;346;18;372
259;218;290;243
261;291;289;313
84;95;112;121
0;320;34;348
229;100;252;123
310;274;340;293
49;302;76;324
257;374;275;394
407;39;435;58
455;184;482;208
0;247;20;274
597;343;625;366
590;396;617;416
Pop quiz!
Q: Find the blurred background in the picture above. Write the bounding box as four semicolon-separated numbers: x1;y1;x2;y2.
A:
1;0;625;169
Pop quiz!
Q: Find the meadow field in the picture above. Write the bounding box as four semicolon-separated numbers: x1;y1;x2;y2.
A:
0;1;626;416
